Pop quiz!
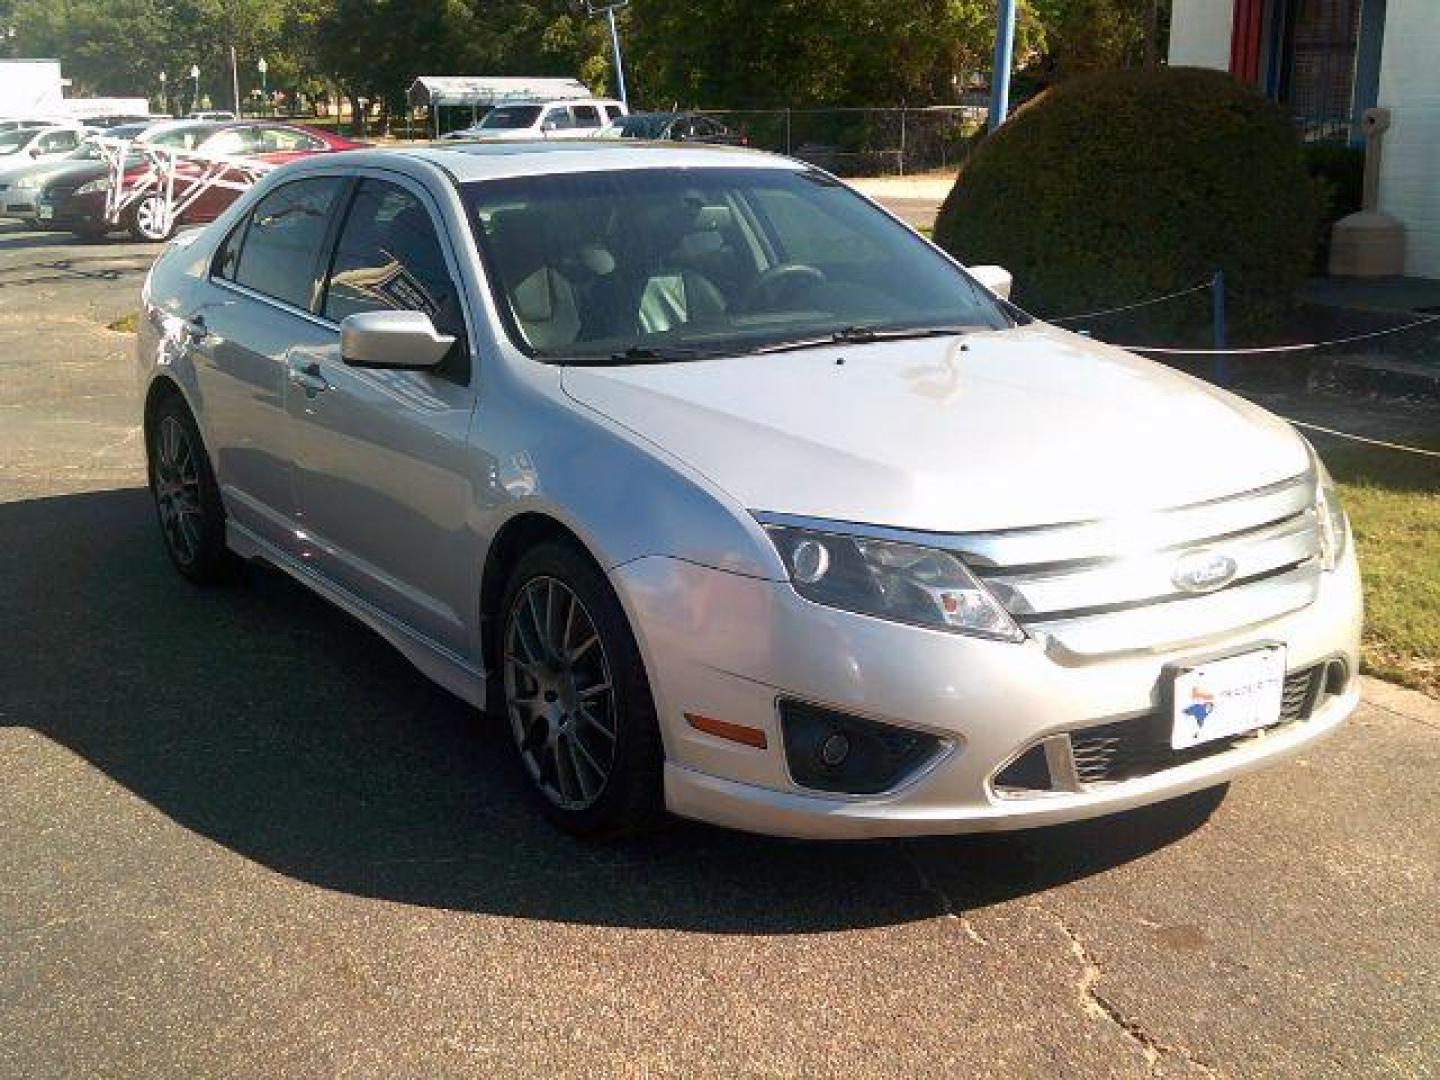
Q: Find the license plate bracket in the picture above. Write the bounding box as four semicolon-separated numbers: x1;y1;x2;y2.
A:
1168;646;1287;750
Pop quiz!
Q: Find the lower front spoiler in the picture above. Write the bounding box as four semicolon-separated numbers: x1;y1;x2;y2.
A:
664;685;1358;839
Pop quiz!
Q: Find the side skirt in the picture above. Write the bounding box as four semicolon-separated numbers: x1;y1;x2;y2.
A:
227;521;489;710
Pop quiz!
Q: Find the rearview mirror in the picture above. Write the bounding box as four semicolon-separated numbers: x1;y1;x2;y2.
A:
340;310;455;370
968;264;1013;301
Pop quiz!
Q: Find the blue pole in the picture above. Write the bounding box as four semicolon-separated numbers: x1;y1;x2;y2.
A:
989;0;1017;131
607;6;628;108
1212;270;1227;385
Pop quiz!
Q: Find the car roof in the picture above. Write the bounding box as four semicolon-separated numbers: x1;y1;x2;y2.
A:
139;119;223;140
307;141;800;183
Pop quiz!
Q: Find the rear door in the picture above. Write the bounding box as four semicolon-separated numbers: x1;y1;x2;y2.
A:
285;174;479;654
197;174;348;552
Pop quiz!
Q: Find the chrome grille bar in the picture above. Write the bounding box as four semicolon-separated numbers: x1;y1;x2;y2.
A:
982;511;1321;619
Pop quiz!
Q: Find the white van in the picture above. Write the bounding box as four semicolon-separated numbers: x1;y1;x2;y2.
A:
443;98;628;141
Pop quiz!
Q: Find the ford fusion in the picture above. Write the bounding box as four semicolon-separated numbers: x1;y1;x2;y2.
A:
136;143;1361;837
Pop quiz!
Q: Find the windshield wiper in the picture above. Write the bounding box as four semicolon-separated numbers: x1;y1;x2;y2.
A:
750;325;985;355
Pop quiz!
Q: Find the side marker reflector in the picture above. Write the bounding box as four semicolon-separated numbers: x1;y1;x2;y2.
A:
685;712;768;750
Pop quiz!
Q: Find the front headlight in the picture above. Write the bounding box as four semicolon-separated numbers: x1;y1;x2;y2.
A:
75;177;111;195
1305;442;1349;571
763;524;1023;641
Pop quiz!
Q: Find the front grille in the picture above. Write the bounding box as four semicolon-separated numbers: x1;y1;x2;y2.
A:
1069;666;1324;785
960;473;1323;661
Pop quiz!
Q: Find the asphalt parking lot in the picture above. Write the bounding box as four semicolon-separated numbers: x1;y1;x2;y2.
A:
2;217;1438;1078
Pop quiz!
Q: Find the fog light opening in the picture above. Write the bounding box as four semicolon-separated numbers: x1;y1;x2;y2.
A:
779;699;944;795
1324;659;1350;698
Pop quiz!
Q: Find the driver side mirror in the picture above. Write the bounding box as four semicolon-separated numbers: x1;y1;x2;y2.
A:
968;264;1013;301
340;310;455;370
541;120;558;133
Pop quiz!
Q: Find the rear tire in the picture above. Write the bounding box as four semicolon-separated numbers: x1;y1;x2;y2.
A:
146;394;231;583
129;193;175;242
496;541;665;837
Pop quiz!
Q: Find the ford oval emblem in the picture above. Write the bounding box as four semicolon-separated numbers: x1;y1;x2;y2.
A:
1172;550;1239;594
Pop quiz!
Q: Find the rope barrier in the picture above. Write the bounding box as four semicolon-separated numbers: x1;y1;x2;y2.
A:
1044;281;1213;325
1112;313;1440;355
1284;420;1440;459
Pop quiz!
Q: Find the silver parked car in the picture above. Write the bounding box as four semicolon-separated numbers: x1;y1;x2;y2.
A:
137;143;1362;838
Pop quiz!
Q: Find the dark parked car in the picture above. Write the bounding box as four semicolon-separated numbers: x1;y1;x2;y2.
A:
594;112;747;146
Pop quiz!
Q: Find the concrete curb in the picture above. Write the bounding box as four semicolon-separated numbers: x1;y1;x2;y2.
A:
1361;675;1440;728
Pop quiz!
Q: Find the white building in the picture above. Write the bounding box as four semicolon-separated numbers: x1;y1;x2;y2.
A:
1169;0;1439;279
0;59;67;116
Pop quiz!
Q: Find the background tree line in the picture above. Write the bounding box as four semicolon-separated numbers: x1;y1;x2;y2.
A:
0;0;1168;120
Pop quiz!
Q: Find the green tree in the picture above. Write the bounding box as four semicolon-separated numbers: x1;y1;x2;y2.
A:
1028;0;1169;79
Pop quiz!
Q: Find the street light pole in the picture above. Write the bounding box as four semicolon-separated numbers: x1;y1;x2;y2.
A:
230;45;240;117
257;57;268;117
158;70;167;116
190;64;201;114
988;0;1016;131
570;1;630;108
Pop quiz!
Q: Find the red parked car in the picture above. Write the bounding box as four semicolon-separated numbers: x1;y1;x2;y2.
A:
44;121;363;241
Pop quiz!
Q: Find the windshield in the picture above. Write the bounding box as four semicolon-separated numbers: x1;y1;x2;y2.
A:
463;167;1011;362
0;129;38;155
146;124;214;150
478;105;544;130
616;114;672;138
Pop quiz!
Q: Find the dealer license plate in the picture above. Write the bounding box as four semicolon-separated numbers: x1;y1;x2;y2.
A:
1170;647;1287;749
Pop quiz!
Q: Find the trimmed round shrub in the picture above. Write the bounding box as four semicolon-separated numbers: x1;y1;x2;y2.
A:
933;67;1319;340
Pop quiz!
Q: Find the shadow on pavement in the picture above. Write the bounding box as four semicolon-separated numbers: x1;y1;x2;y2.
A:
2;487;1224;934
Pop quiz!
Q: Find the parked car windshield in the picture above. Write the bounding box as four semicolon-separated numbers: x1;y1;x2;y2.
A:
479;106;544;131
614;114;674;138
464;166;1010;362
0;128;40;155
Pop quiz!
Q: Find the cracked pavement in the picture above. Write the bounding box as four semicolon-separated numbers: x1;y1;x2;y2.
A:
2;218;1438;1077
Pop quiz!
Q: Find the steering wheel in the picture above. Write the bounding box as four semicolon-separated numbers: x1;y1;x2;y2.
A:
741;263;827;311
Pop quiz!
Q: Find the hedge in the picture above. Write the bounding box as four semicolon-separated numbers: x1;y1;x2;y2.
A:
933;67;1319;340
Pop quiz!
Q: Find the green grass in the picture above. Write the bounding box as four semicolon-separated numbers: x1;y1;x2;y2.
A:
1316;433;1440;697
107;313;138;334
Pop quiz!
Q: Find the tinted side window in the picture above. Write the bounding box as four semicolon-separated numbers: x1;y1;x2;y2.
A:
232;177;345;309
544;107;574;130
322;179;467;379
261;126;324;152
40;131;80;152
571;105;600;128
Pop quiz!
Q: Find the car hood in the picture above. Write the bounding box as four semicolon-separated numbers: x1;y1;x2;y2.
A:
560;324;1310;534
26;160;106;187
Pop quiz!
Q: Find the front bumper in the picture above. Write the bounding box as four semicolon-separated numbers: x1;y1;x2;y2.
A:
611;547;1362;839
1;186;39;217
35;190;105;230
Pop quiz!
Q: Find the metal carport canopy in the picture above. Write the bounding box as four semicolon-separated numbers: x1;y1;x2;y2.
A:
407;76;593;109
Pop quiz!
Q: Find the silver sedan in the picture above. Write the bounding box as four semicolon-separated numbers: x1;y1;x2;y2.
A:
136;143;1362;838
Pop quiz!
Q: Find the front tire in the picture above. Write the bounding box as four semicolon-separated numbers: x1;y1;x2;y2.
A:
129;193;175;242
146;395;231;583
497;542;665;837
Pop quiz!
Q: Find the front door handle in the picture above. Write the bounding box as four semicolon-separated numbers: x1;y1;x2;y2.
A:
287;357;330;395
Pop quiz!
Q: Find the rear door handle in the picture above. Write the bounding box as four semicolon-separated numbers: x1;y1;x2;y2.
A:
287;357;330;395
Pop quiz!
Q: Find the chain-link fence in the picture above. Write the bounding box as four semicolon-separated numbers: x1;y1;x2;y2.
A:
696;102;987;175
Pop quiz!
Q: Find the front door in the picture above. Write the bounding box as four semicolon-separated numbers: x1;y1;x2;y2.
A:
285;176;479;655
